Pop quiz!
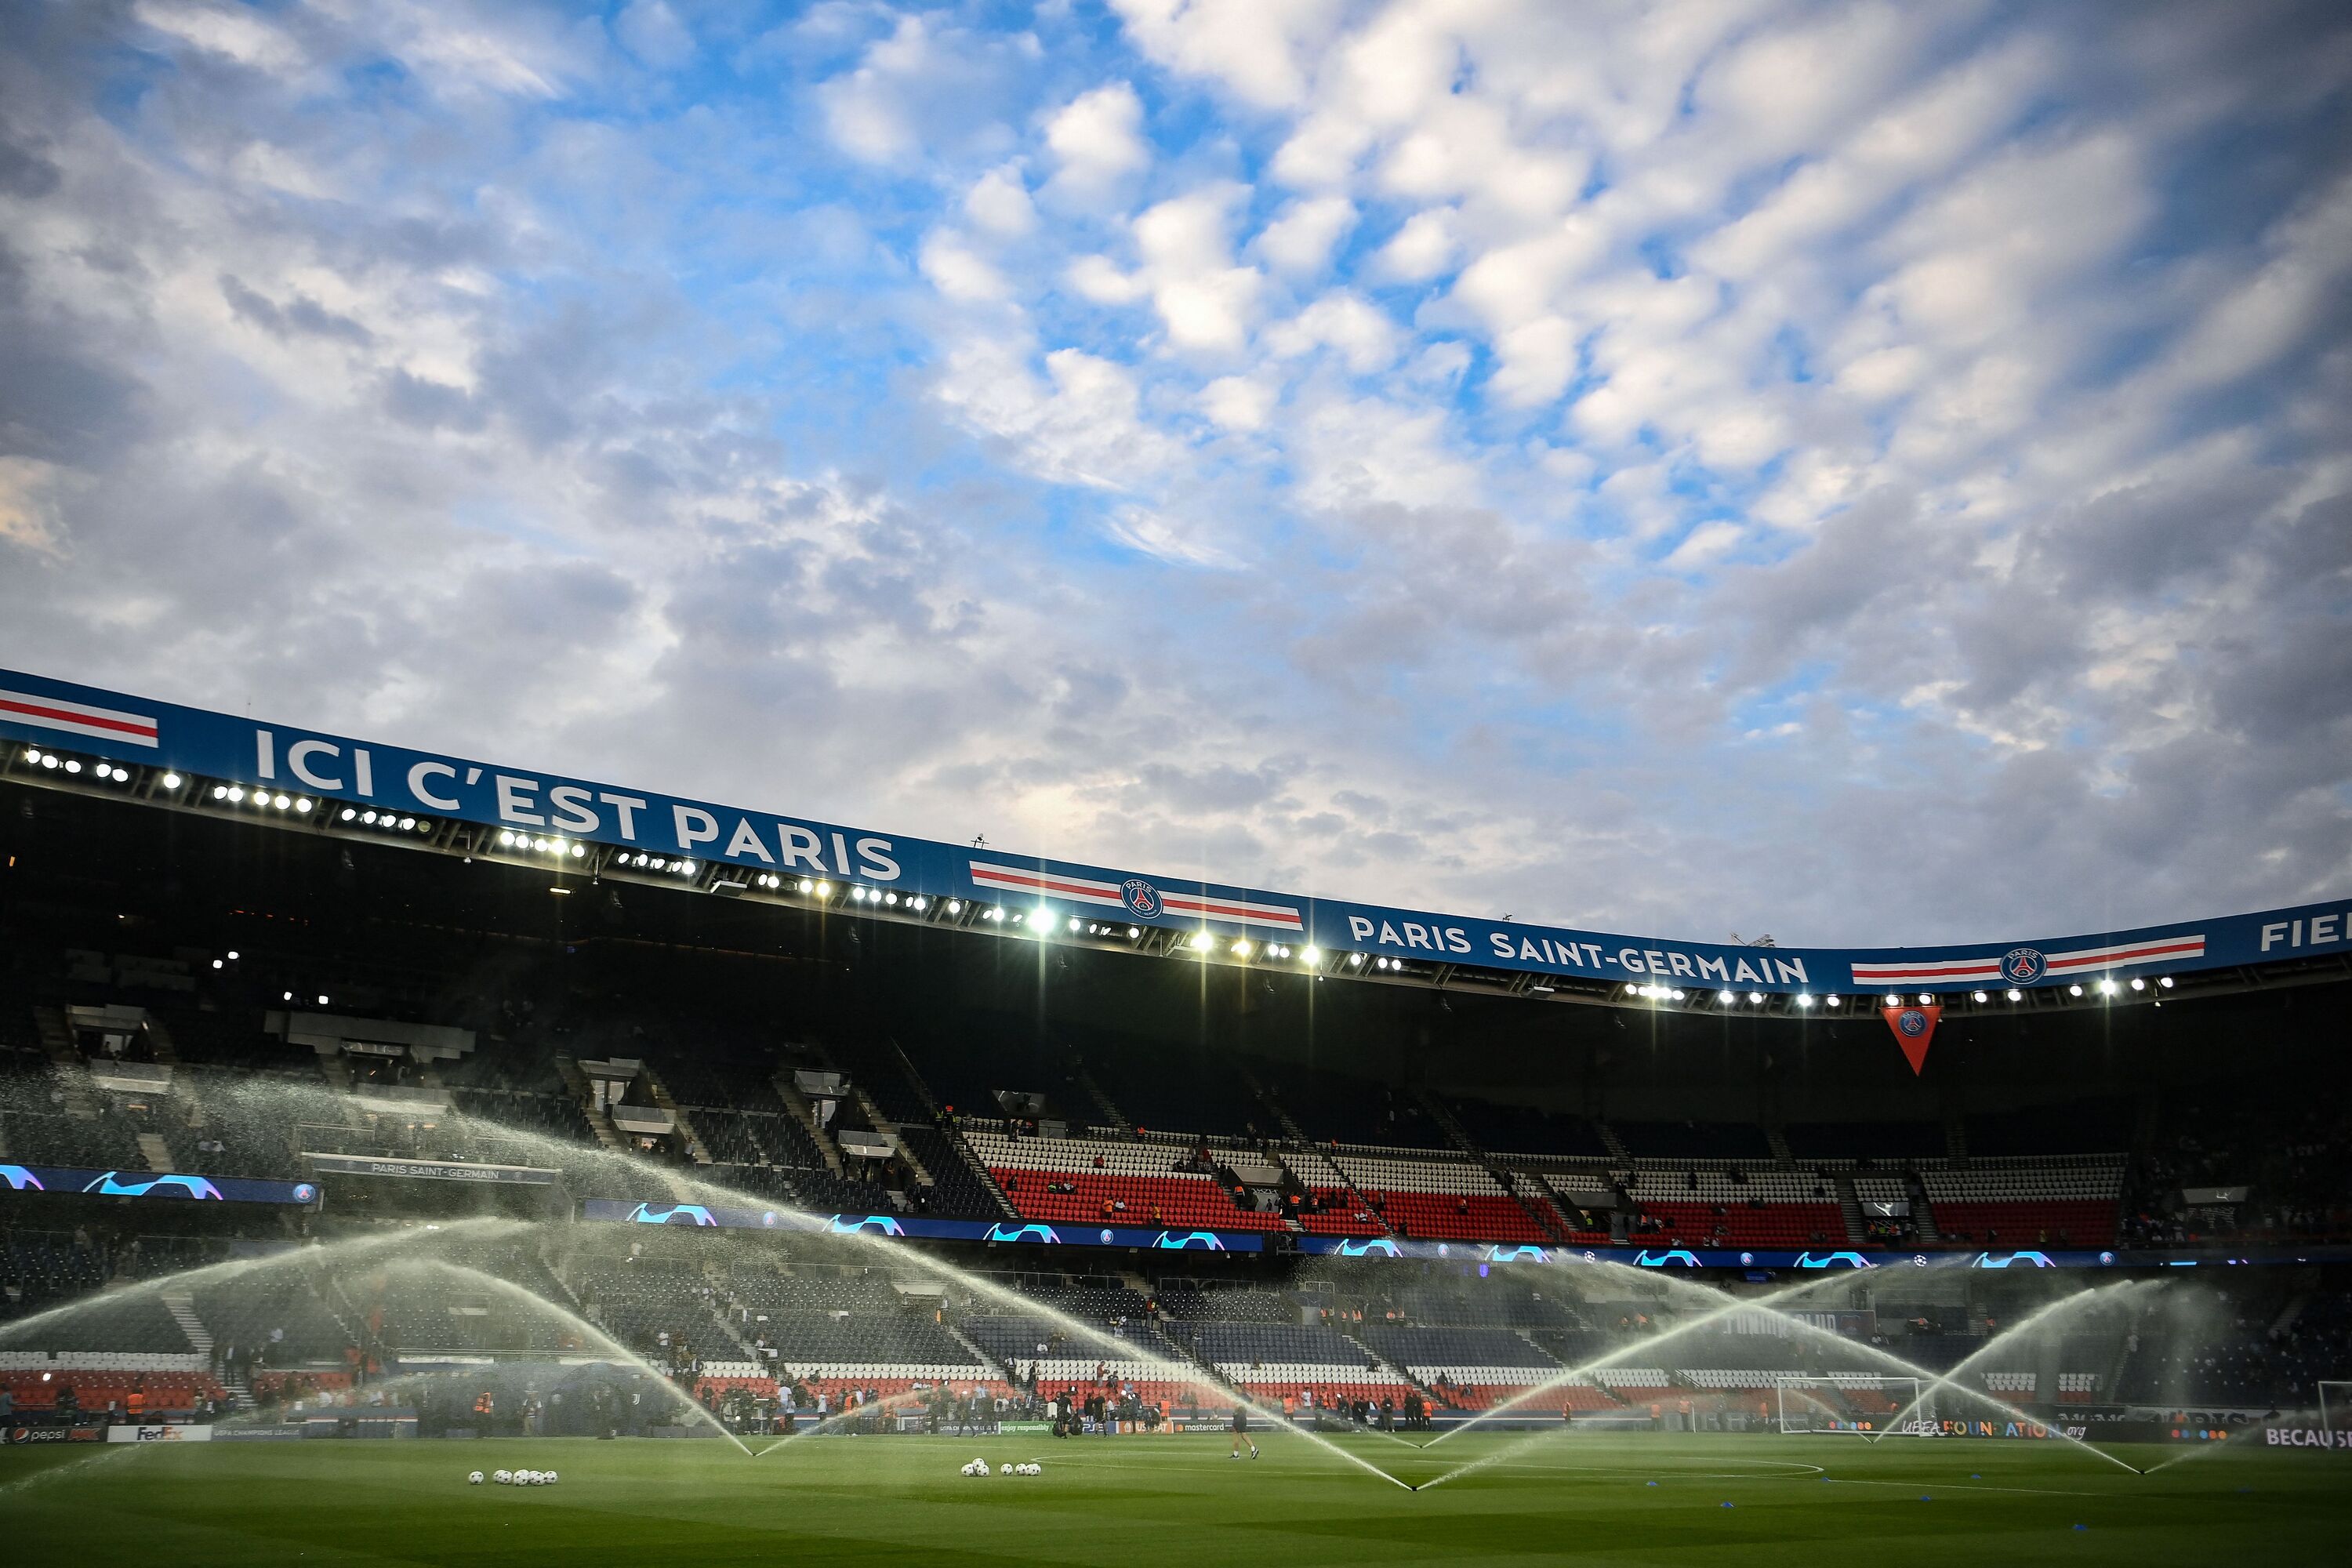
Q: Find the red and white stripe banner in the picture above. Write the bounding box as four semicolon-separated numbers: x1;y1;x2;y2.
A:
0;688;160;749
1851;934;2204;988
967;862;1303;931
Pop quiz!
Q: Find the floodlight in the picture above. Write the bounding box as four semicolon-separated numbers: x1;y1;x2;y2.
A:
1917;993;1933;1005
64;759;82;774
161;772;181;789
1232;938;1251;957
2006;989;2022;1001
1795;993;1814;1007
2129;977;2145;991
1349;953;1364;967
1972;991;1987;1003
1191;932;1211;950
1748;991;1764;1004
2068;984;2083;996
2158;976;2172;989
1824;995;1839;1007
1301;946;1319;963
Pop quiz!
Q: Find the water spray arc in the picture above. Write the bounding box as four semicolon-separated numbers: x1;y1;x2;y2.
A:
1867;1279;2155;1474
376;1258;756;1457
1413;1280;2155;1492
0;1215;530;1348
361;1096;1418;1489
1421;1262;1886;1447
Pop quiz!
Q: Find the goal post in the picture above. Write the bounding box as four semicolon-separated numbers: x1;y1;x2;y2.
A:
1773;1375;1926;1436
2321;1382;2352;1439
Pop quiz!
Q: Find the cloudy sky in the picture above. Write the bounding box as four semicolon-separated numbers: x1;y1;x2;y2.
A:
1;1;2347;946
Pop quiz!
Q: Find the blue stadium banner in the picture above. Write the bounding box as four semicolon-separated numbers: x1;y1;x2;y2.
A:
5;668;2348;995
579;1198;1263;1252
0;1162;318;1206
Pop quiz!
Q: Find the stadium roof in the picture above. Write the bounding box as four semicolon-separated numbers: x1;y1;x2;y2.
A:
5;666;2347;1021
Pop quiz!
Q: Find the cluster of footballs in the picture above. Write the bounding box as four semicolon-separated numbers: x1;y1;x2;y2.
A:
960;1458;1042;1476
468;1469;558;1486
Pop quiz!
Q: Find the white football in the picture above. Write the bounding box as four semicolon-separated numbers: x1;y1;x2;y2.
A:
468;1471;485;1485
544;1472;558;1485
493;1470;512;1485
998;1462;1011;1475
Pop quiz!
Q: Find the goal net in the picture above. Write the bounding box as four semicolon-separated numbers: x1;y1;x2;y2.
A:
2320;1382;2352;1439
1774;1375;1926;1436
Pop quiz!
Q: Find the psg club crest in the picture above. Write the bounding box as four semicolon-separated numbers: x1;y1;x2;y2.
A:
2000;947;2046;984
1880;1002;1942;1076
1120;878;1162;919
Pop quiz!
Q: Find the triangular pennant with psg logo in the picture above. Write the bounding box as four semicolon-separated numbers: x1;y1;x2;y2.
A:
1881;1003;1942;1075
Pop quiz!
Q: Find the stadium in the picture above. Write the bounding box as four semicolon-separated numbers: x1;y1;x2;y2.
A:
5;4;2350;1564
0;670;2347;1562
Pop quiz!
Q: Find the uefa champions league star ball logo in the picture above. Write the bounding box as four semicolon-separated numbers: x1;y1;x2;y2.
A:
1120;878;1162;919
1896;1009;1930;1037
2000;947;2046;984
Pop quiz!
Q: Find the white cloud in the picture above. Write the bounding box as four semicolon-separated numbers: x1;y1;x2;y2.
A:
1371;208;1457;281
1103;505;1242;568
964;164;1037;238
132;1;306;74
1109;0;1345;111
1044;82;1151;205
1200;375;1278;432
920;232;1010;303
615;0;695;70
1131;186;1262;352
1265;291;1398;375
1254;195;1356;275
933;339;1184;492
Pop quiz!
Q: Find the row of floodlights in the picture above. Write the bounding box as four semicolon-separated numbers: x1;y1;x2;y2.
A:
20;746;158;786
340;807;431;834
1630;977;2180;1007
0;748;2216;1006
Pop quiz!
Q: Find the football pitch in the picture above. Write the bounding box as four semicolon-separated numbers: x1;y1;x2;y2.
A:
3;1431;2342;1565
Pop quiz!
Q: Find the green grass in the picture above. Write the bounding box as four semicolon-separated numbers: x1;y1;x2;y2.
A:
3;1430;2342;1565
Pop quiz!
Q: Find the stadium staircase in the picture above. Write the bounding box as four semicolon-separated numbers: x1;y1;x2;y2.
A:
1238;1064;1308;1144
844;1077;936;1195
1073;1063;1133;1138
942;1320;1011;1383
136;1131;176;1174
1596;1120;1632;1163
1905;1171;1942;1243
1831;1172;1867;1246
160;1291;213;1359
32;1005;101;1120
771;1069;848;1178
1417;1089;1572;1242
1763;1126;1795;1167
641;1069;714;1165
553;1056;626;1152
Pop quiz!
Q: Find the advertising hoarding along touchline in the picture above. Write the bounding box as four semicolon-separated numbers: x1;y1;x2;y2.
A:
2;668;2346;996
